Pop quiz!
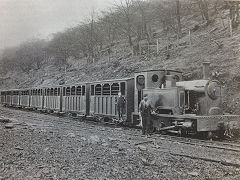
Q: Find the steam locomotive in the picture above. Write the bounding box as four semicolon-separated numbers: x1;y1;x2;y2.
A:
1;62;240;136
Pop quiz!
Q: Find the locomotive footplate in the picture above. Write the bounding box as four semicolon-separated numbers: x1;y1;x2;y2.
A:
151;113;197;131
196;115;240;132
151;113;240;132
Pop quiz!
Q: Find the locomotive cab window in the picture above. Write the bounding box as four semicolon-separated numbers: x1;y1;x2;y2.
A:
179;92;185;107
152;74;159;82
174;75;180;82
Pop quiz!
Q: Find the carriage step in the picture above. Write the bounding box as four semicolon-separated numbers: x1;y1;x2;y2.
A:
85;115;93;120
77;114;86;118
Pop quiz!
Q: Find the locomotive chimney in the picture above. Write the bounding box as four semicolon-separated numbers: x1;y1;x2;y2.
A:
202;62;211;80
165;75;176;88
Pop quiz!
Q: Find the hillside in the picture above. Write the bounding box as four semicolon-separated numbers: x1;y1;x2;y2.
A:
0;0;240;114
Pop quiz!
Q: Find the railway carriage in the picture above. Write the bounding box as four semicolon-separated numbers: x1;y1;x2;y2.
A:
62;83;89;115
5;90;12;106
89;78;134;121
43;86;61;111
30;88;44;109
12;90;20;107
19;89;30;108
1;91;6;105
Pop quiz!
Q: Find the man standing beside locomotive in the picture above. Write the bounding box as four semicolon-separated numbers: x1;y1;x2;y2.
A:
139;94;153;135
116;91;125;121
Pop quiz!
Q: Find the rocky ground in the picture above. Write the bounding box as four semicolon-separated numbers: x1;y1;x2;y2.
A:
1;106;240;180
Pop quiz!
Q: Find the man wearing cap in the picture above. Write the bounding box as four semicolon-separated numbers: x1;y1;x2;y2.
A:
116;91;125;121
139;94;153;135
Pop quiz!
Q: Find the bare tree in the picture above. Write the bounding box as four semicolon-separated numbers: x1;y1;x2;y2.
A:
198;0;210;24
114;0;134;46
176;0;182;36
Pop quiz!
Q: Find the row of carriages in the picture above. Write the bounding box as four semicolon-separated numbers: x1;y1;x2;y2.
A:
0;78;134;121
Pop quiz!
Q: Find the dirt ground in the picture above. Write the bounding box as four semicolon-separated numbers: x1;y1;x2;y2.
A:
1;106;240;180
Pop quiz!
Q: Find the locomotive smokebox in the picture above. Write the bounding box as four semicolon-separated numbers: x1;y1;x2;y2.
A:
202;62;211;80
165;75;176;88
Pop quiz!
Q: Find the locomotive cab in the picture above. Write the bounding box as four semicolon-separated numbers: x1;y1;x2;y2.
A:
132;69;183;125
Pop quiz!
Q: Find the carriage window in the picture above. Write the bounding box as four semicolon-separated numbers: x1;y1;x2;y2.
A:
63;87;66;96
47;89;50;96
95;84;102;95
40;89;43;96
54;88;58;96
50;88;54;96
76;86;82;95
58;88;60;96
66;87;70;96
120;82;126;95
103;84;110;95
71;86;76;95
111;83;119;95
26;91;29;95
82;86;85;96
91;85;94;96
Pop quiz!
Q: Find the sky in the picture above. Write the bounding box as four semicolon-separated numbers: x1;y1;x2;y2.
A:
0;0;119;50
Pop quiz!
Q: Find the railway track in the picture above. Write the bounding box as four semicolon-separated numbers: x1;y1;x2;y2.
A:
150;134;240;152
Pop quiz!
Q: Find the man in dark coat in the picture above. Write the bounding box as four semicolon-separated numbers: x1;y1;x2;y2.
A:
139;94;153;135
116;91;125;121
